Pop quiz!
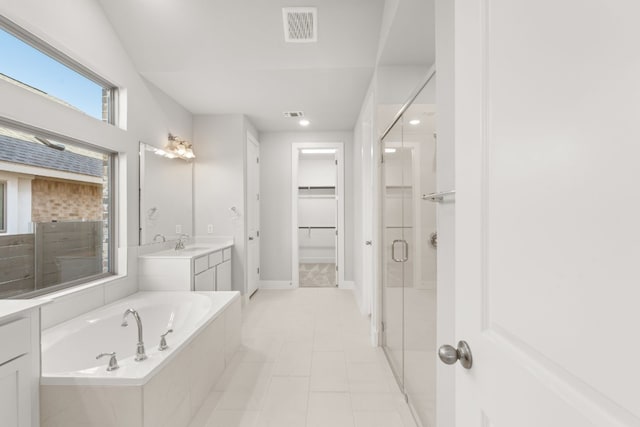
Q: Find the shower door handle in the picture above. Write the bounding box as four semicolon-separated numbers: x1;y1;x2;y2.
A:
401;240;409;262
391;240;409;262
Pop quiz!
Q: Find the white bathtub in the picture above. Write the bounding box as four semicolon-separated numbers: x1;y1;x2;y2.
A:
40;291;242;427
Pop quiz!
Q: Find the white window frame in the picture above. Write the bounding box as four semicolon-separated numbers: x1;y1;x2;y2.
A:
0;15;119;125
0;180;6;233
0;121;117;298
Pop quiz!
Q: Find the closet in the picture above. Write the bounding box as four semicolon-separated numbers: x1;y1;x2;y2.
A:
297;150;338;287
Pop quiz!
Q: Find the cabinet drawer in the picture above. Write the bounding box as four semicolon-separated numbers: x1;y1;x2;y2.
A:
208;251;223;267
194;255;209;275
0;318;30;364
223;248;231;261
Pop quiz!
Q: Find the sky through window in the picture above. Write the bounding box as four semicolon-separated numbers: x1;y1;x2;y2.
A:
0;28;103;120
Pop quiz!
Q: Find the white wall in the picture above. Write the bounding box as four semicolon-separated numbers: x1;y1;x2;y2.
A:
259;131;354;282
298;156;337;187
193;114;258;295
0;0;193;327
377;65;434;106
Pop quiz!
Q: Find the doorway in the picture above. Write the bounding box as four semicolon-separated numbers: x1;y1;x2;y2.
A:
380;76;437;426
291;143;345;288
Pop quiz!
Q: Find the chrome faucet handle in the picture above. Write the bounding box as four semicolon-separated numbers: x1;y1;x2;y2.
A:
96;352;119;371
159;329;174;351
175;234;187;250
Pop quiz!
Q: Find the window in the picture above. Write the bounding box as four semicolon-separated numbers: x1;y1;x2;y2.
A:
0;181;5;233
0;124;115;298
0;17;117;124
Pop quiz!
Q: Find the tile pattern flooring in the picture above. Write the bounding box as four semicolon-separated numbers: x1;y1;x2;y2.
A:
298;263;337;287
189;288;418;427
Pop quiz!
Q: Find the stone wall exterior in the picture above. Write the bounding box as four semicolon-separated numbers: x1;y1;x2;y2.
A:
31;178;103;222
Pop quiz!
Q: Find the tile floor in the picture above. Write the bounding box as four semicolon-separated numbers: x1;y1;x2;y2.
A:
189;288;418;427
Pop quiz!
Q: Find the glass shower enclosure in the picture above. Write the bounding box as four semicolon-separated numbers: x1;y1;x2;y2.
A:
380;79;437;427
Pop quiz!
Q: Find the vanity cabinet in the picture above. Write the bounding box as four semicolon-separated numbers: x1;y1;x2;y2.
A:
0;302;47;427
139;243;233;292
194;248;232;291
0;352;30;427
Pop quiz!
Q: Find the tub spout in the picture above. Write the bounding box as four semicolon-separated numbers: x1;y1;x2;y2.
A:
122;308;147;361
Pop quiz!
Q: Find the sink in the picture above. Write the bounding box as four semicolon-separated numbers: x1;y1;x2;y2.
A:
140;241;233;259
179;246;209;253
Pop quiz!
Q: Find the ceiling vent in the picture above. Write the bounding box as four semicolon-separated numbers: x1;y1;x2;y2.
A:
282;7;317;43
283;111;305;118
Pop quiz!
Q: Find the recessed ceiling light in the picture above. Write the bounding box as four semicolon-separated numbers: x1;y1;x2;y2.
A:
299;119;310;127
384;148;397;153
301;149;336;154
409;119;420;126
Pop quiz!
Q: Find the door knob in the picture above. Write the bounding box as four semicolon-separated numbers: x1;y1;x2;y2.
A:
438;340;473;369
249;236;254;241
429;232;438;249
365;240;372;246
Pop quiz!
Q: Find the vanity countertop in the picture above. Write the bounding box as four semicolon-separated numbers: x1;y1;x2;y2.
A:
139;240;233;259
0;299;51;323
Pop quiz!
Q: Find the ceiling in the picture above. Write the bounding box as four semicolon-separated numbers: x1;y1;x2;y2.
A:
378;0;435;66
97;0;434;132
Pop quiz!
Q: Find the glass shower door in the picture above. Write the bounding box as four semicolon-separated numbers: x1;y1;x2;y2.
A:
381;117;408;389
402;102;437;426
381;99;437;427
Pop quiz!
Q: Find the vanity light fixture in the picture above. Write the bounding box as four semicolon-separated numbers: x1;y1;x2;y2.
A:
384;148;397;153
409;119;421;126
299;119;310;127
163;133;195;160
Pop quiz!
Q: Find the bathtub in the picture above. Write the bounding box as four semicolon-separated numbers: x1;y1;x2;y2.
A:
40;291;242;427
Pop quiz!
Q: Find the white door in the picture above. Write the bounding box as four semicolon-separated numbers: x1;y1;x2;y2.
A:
247;134;260;297
361;94;375;315
452;0;640;425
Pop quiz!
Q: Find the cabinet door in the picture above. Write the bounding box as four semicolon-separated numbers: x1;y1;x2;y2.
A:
215;260;232;291
194;268;215;292
0;355;31;427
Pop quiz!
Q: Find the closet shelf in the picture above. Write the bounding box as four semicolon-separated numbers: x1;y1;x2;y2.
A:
298;186;335;190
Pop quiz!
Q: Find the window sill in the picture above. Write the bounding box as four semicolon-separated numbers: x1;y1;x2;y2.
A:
34;273;127;302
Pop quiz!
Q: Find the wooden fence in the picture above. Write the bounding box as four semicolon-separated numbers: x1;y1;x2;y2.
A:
0;221;104;298
0;234;35;298
35;221;103;290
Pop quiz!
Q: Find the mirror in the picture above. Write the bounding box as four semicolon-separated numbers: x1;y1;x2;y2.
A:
139;142;193;245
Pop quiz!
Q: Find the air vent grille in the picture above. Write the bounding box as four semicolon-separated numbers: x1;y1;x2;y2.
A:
283;111;305;118
282;7;317;43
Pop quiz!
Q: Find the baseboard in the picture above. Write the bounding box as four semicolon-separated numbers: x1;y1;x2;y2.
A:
339;280;354;290
370;325;380;346
259;280;294;289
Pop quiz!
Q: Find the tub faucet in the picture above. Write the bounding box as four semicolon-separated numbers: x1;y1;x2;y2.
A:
96;352;119;371
121;308;147;361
